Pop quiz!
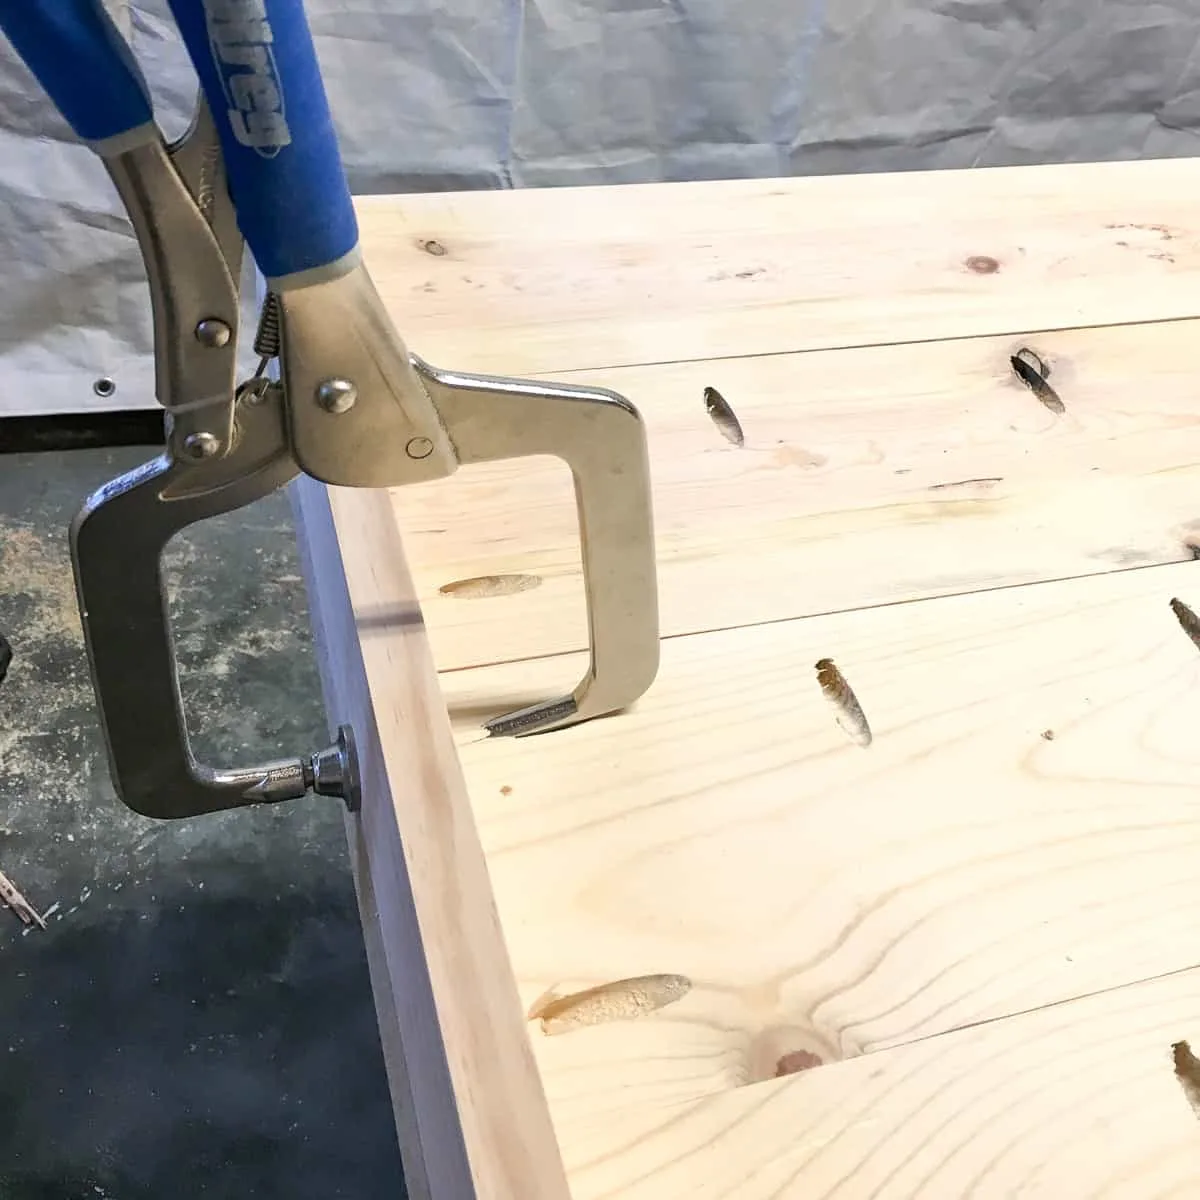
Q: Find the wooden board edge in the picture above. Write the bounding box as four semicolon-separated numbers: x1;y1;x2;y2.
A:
289;475;470;1199
289;476;572;1200
353;155;1197;204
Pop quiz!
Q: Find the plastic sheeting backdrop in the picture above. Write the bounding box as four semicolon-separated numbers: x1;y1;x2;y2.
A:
2;0;1200;418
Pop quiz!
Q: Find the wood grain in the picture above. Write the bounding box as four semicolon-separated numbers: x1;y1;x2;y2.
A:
440;560;1200;1140
359;157;1200;377
290;478;570;1200
300;160;1200;1196
560;965;1200;1199
391;318;1200;671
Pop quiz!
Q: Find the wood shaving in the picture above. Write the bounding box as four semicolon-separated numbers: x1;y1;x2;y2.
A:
0;868;46;930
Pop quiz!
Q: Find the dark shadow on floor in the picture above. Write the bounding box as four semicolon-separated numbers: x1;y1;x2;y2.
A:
0;448;406;1197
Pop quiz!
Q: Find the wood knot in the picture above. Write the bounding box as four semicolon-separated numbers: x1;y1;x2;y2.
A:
775;1049;823;1077
965;255;1000;274
743;1028;835;1085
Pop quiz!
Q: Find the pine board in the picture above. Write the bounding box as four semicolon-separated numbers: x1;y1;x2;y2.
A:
295;157;1200;1198
391;317;1200;672
360;157;1200;377
558;965;1200;1199
441;559;1200;1149
291;479;571;1200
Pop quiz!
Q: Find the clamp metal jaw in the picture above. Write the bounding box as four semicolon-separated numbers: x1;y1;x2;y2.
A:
2;1;660;821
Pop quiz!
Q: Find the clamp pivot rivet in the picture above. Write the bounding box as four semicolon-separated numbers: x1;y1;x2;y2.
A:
316;378;357;413
195;318;232;348
182;431;220;459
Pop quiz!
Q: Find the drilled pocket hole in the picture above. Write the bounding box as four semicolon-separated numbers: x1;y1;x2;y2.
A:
439;574;542;599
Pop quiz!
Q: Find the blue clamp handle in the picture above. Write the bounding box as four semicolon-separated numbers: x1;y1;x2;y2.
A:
0;1;154;145
0;0;360;282
166;0;359;281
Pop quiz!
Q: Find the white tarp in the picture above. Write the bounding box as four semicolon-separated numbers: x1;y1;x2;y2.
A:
2;0;1200;417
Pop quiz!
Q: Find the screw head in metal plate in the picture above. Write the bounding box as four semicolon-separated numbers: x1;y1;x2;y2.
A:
316;378;357;413
406;436;435;459
182;431;220;459
194;317;232;348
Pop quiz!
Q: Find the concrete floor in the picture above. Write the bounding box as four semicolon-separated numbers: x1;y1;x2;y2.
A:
0;449;405;1196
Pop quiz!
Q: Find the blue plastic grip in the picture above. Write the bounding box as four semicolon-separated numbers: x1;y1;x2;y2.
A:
166;0;359;280
0;0;154;144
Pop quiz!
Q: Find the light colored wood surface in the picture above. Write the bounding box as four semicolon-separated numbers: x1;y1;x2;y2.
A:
304;158;1200;1197
444;559;1200;1139
560;965;1200;1199
360;157;1200;377
290;478;570;1200
393;317;1200;671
